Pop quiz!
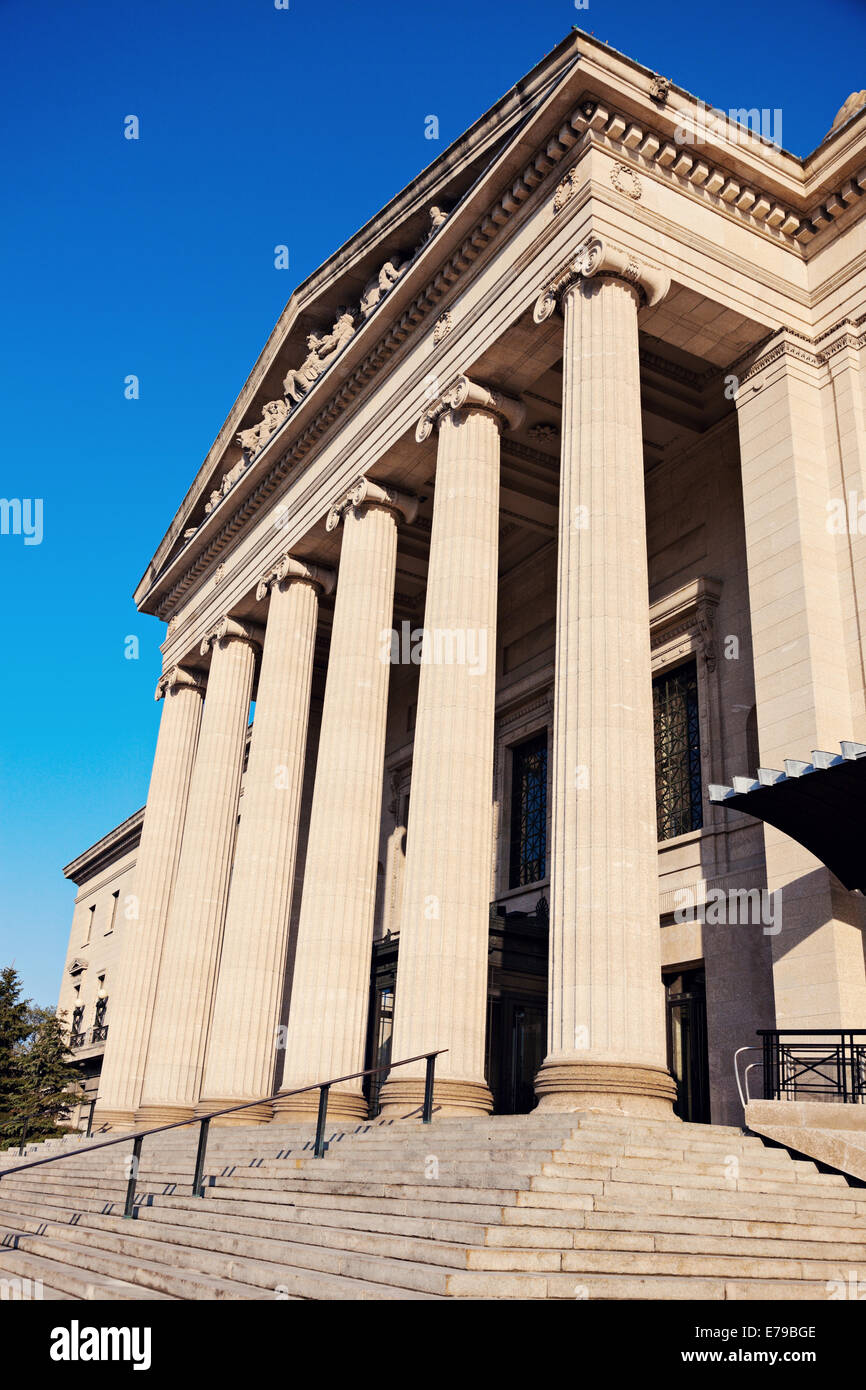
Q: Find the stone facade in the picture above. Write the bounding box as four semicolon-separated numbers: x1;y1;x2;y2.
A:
58;33;866;1134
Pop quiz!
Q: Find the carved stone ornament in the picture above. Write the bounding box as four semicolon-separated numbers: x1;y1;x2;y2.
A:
529;422;559;442
649;75;671;104
325;477;418;532
610;163;642;200
433;311;453;344
532;235;670;324
214;563;225;586
199;615;264;657
256;554;336;602
553;166;581;214
154;665;206;702
415;374;525;442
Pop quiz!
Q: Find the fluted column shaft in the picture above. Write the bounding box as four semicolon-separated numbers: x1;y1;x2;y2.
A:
199;560;331;1123
138;619;261;1123
535;266;676;1117
380;380;521;1117
275;481;415;1120
94;668;204;1128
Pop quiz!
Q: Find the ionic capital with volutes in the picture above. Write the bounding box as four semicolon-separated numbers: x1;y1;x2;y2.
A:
199;615;264;657
325;477;418;532
154;665;206;702
533;234;670;323
415;374;525;442
255;554;336;602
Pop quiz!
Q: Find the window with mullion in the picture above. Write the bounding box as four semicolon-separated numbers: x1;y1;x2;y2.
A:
653;660;703;840
509;732;548;888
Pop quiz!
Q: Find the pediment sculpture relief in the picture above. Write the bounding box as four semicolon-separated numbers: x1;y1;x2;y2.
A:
360;255;407;318
283;308;357;404
197;203;452;532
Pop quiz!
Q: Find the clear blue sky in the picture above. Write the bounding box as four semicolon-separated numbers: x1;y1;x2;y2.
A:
2;0;864;1006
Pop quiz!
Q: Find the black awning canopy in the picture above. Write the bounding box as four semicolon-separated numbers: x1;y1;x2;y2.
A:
709;742;866;893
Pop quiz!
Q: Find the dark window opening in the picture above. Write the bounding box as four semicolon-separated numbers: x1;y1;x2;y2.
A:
653;660;703;840
509;732;548;888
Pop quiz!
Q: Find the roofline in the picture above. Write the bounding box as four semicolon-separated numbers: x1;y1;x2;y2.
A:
63;807;145;885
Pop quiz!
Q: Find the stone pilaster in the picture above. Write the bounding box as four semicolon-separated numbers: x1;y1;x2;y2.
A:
198;558;334;1124
379;377;523;1118
734;332;866;1026
274;479;417;1121
137;617;262;1124
94;666;205;1129
533;236;678;1117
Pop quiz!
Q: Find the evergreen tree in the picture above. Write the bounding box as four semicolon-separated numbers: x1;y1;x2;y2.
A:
13;1008;82;1144
0;968;82;1149
0;966;30;1132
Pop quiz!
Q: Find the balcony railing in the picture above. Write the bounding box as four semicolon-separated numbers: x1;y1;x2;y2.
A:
759;1030;866;1103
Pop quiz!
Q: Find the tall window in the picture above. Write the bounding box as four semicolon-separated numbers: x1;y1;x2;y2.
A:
509;732;548;887
653;660;703;840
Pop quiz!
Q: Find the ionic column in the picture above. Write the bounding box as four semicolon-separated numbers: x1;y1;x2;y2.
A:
274;479;417;1121
533;236;678;1117
379;377;523;1118
137;617;262;1124
198;557;334;1124
94;666;205;1129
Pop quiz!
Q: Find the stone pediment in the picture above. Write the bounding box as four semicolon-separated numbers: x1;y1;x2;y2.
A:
134;44;580;607
136;29;866;619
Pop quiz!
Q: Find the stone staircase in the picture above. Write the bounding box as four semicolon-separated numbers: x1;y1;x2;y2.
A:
1;1112;865;1300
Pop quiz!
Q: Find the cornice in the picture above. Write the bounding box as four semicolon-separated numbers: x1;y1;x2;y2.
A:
729;314;866;386
62;807;145;885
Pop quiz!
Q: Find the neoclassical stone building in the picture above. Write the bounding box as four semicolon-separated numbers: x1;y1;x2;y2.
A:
59;32;866;1135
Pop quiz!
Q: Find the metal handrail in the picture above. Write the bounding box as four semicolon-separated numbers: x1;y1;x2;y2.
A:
757;1029;866;1104
0;1049;447;1219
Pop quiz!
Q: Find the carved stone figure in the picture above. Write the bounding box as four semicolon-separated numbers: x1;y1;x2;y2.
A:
283;309;356;406
425;204;449;240
237;399;289;459
282;333;328;404
359;257;406;318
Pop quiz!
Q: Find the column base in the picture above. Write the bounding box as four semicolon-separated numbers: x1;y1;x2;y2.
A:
377;1076;493;1120
534;1057;679;1120
91;1107;137;1132
134;1103;196;1128
271;1086;368;1124
195;1099;273;1127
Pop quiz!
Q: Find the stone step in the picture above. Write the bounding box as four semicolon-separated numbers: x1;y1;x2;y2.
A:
0;1222;303;1301
542;1161;849;1196
0;1216;456;1298
0;1241;174;1300
531;1170;862;1210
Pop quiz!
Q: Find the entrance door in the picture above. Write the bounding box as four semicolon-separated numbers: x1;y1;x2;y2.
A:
665;967;710;1123
487;996;546;1114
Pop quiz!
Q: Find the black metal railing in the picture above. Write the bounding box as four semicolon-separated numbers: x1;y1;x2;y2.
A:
759;1030;866;1103
0;1050;446;1219
69;1032;86;1049
1;1097;97;1158
91;1025;109;1044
